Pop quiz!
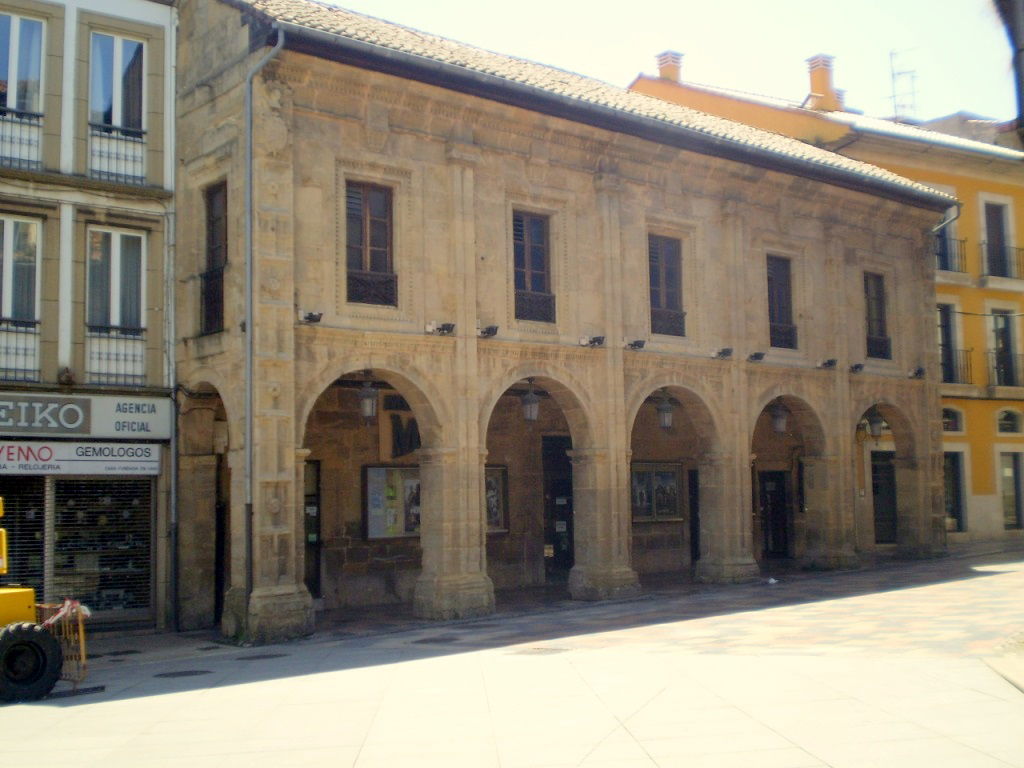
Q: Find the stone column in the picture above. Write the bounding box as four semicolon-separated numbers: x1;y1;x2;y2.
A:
568;447;640;600
800;454;856;569
694;453;759;582
413;446;495;618
176;453;219;630
894;455;937;557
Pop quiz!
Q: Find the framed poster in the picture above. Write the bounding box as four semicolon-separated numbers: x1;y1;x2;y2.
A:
364;465;420;539
485;465;508;533
631;463;683;521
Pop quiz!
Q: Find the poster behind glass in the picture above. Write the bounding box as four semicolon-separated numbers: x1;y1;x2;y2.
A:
365;466;420;539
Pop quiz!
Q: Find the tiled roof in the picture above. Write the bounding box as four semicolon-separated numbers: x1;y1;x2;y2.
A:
234;0;953;207
666;77;1024;163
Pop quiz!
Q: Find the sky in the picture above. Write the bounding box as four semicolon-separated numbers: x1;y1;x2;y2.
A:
324;0;1015;123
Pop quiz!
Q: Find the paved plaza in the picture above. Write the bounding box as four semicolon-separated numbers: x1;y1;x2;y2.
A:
5;547;1024;767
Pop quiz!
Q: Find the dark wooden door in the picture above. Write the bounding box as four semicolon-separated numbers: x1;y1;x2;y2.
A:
758;471;789;557
214;454;230;624
943;452;964;533
542;435;574;575
871;451;898;544
303;460;322;599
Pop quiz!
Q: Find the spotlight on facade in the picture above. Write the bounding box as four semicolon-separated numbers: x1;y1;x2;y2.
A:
479;325;499;338
358;377;378;424
302;311;323;323
711;347;733;359
849;363;864;373
818;358;837;369
656;389;674;430
747;351;765;362
583;336;605;347
769;400;789;434
626;339;646;350
908;366;925;379
521;378;540;422
866;408;885;440
436;322;456;335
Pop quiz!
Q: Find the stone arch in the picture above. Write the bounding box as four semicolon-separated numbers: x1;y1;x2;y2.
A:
296;359;447;449
751;389;828;457
478;362;598;451
852;396;917;460
625;375;724;455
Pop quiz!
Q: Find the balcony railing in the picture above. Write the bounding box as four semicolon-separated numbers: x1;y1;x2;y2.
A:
982;242;1024;279
88;124;146;184
514;289;556;323
0;318;39;382
989;350;1024;388
866;334;891;360
939;346;972;384
347;269;397;306
651;307;685;337
200;267;225;335
935;236;967;273
86;325;146;385
0;109;42;170
769;321;797;349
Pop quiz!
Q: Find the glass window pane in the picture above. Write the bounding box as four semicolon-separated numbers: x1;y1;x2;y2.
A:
514;269;525;291
369;220;388;250
530;272;545;293
16;18;42;113
119;234;142;329
513;241;524;270
369;249;387;273
368;188;388;219
90;34;114;125
121;39;143;130
346;213;362;248
11;221;36;321
530;246;545;274
0;15;11;110
87;230;111;326
528;217;545;246
346;246;362;271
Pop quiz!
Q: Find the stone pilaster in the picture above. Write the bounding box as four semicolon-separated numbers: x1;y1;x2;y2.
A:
413;446;495;618
694;453;759;582
567;447;640;600
800;454;856;569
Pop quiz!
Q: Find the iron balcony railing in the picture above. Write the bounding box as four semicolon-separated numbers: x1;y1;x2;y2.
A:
0;108;42;170
866;334;891;360
651;307;686;337
982;241;1024;279
86;325;146;386
199;267;225;335
347;269;397;307
514;289;556;323
935;236;967;273
88;123;146;184
0;317;40;382
769;321;797;349
989;350;1024;388
939;346;972;384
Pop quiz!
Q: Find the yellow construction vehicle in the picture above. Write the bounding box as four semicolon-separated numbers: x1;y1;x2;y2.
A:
0;497;88;702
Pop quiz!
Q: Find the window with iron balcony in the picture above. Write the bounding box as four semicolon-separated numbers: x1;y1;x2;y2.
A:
766;255;796;349
346;182;396;306
0;12;44;171
864;272;891;359
200;182;227;335
648;234;684;337
513;211;555;323
0;215;41;382
86;228;146;386
89;32;146;184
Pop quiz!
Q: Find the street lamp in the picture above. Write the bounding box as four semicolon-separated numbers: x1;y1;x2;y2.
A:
521;378;540;422
769;400;789;434
656;389;674;430
358;377;378;424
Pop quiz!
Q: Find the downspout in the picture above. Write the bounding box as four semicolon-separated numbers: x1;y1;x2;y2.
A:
244;26;284;605
166;6;179;633
931;202;961;234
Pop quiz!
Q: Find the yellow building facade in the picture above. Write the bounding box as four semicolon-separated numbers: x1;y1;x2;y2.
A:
633;54;1024;546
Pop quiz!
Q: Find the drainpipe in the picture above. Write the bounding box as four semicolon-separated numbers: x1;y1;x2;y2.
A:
166;5;179;633
931;202;961;234
244;26;284;605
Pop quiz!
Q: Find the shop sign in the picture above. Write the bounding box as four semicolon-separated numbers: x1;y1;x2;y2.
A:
0;442;160;475
0;393;171;439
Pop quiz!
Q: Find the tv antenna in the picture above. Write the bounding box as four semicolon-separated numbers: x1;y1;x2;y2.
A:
890;49;917;122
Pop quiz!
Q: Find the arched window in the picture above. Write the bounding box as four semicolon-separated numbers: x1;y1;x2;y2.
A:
998;410;1021;433
942;408;962;432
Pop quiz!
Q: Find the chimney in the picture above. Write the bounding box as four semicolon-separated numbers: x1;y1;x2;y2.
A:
657;51;683;83
806;54;842;111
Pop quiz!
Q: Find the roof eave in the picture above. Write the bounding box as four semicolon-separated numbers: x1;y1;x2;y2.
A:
250;17;951;213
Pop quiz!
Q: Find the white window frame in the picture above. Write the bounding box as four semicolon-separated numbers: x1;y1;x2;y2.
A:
0;11;45;114
997;408;1024;434
941;406;964;434
89;31;145;131
86;226;146;331
0;214;41;321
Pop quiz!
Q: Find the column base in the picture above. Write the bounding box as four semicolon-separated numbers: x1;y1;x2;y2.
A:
798;549;860;571
413;573;495;620
568;565;640;601
222;585;314;644
694;557;759;583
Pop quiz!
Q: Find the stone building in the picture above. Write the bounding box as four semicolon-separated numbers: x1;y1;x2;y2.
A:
174;0;953;641
0;0;176;630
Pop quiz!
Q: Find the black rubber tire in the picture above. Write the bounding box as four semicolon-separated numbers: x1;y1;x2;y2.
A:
0;622;63;702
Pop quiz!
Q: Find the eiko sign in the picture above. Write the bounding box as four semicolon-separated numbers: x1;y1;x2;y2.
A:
0;442;160;475
0;393;170;439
